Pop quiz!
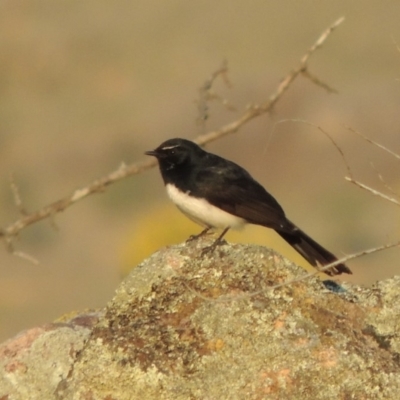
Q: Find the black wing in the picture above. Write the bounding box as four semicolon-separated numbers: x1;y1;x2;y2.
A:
190;155;292;232
190;154;351;276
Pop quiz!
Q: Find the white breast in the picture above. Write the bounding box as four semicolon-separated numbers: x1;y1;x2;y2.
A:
166;184;246;230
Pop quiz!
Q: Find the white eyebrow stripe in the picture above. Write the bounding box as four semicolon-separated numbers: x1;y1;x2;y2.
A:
161;145;180;150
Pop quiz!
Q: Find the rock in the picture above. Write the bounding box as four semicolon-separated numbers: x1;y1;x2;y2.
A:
0;311;100;400
1;240;400;399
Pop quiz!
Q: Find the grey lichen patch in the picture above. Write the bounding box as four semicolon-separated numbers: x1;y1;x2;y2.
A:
94;279;206;374
0;311;100;400
91;242;295;376
48;241;400;399
362;276;400;360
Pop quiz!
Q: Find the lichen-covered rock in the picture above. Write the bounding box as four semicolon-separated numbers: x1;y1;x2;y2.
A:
57;240;400;400
0;311;100;400
1;240;400;399
361;276;400;356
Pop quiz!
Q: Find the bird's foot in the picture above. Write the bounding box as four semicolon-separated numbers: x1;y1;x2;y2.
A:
186;227;212;243
200;238;227;257
200;227;230;257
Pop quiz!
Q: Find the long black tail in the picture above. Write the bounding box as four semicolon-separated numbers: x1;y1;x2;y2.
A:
276;221;351;276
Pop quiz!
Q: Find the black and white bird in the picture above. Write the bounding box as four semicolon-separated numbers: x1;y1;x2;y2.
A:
145;138;351;276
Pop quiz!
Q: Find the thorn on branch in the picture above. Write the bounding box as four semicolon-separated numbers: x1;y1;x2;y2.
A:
301;70;338;93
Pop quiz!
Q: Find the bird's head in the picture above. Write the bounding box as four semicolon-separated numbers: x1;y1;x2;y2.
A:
145;138;203;170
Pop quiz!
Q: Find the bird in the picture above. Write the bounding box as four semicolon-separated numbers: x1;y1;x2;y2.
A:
145;138;351;276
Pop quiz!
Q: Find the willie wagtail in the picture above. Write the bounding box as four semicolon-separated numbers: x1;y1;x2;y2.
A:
145;138;351;276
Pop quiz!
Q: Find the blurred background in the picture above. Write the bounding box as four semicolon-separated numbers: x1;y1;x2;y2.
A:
0;0;399;342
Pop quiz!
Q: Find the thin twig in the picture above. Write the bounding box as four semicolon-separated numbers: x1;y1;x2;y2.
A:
301;69;338;93
9;173;28;216
197;59;233;127
269;240;400;291
0;17;345;246
345;125;400;160
11;250;40;265
185;240;400;304
3;237;39;265
345;177;400;206
0;159;157;240
369;161;398;197
195;16;345;147
270;119;353;177
272;122;400;207
343;125;400;205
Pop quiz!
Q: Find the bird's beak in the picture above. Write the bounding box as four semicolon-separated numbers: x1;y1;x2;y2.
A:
145;149;158;157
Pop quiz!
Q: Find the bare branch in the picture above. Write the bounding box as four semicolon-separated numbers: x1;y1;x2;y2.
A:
345;125;400;160
0;17;346;246
300;16;345;64
272;126;398;209
343;126;400;205
345;177;400;206
196;59;235;129
270;119;353;178
0;159;157;240
195;16;345;147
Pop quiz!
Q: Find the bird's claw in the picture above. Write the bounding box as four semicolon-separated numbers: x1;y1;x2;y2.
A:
186;227;212;243
200;238;227;257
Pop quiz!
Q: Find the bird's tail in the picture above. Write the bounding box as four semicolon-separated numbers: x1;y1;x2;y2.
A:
276;222;351;276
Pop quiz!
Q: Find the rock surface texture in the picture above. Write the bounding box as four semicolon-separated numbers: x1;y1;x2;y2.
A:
1;240;400;399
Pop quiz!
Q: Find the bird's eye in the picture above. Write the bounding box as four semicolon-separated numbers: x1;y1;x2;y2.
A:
168;146;180;155
161;144;180;155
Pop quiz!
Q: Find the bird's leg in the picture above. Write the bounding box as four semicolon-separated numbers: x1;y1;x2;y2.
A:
201;227;230;256
186;227;212;243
